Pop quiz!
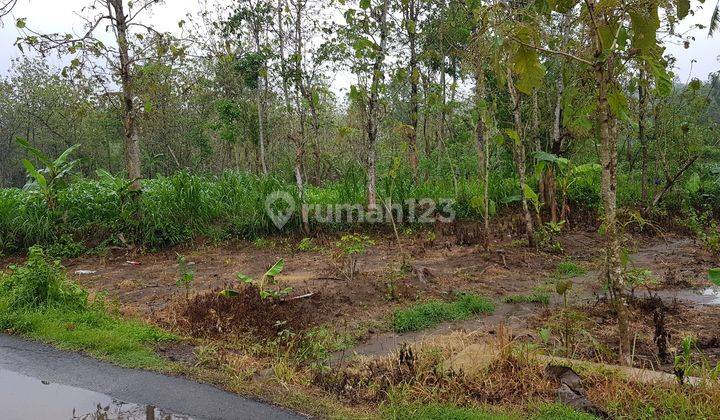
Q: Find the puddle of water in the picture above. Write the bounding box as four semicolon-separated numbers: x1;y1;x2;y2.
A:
698;287;720;305
0;369;196;420
650;286;720;306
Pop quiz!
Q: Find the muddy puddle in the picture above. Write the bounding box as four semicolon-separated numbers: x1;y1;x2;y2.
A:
646;286;720;306
0;369;194;420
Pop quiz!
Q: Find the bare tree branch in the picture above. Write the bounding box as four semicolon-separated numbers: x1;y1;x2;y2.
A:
0;0;18;21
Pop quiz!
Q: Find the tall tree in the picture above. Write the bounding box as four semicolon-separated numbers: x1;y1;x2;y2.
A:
225;1;273;176
401;0;421;183
16;0;176;192
500;0;685;364
342;0;392;210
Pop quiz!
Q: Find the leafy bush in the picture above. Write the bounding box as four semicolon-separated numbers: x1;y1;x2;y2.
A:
0;246;87;310
392;293;494;333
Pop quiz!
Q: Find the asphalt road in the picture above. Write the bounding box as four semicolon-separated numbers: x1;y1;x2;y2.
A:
0;334;307;420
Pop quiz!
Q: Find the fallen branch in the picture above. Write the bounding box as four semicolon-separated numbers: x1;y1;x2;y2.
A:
282;292;316;302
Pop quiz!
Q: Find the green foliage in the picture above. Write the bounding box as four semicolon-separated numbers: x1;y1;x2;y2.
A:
289;326;356;368
176;253;195;300
0;246;174;368
532;403;598;420
337;234;375;280
554;261;587;279
709;269;720;287
385;402;596;420
385;403;513;420
297;237;316;252
624;268;658;296
392;293;494;333
338;234;374;255
16;138;79;208
0;246;86;310
681;210;720;254
503;292;550;305
674;336;699;384
224;258;291;300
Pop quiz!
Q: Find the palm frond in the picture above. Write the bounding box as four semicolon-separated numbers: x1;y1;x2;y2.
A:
710;0;720;36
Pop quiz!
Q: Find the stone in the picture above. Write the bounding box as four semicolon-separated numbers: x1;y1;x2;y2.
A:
443;343;500;377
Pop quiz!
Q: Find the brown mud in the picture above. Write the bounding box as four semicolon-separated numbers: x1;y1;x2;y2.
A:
3;226;717;374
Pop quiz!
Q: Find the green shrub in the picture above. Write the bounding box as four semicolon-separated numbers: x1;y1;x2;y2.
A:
0;246;87;310
392;293;494;333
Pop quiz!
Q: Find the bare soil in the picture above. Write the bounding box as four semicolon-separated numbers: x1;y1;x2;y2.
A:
4;224;718;373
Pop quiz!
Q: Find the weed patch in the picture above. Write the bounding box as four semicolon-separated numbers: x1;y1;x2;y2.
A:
554;261;587;279
392;294;494;333
0;247;174;369
384;402;597;420
384;402;516;419
503;292;550;305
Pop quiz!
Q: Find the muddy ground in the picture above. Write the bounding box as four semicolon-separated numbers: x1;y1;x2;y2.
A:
6;225;720;374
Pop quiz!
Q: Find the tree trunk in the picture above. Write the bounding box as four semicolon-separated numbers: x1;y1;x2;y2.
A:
532;89;541;162
406;0;420;184
507;68;536;247
292;135;310;234
639;68;649;204
111;0;141;192
366;0;391;211
277;0;292;113
253;27;268;176
422;71;431;181
474;67;490;250
547;66;565;223
596;56;631;365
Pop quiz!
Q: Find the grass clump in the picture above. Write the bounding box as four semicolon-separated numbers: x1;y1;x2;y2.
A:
554;261;587;279
385;402;597;420
502;292;550;305
392;293;494;333
385;403;516;419
0;246;175;368
531;403;598;420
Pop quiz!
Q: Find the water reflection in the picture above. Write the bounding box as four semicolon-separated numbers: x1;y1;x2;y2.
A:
647;286;720;306
0;369;196;420
699;287;720;305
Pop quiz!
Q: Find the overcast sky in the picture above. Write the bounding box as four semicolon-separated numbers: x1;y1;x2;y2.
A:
0;0;718;88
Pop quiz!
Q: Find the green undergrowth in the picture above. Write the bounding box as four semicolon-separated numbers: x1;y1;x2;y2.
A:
385;402;597;420
554;261;587;279
502;291;550;305
0;164;609;255
392;293;494;333
0;246;175;369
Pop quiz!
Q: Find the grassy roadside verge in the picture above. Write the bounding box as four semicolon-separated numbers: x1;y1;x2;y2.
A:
0;246;373;418
0;246;176;370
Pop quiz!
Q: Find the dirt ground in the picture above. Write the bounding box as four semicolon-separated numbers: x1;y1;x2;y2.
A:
7;224;719;373
61;227;577;334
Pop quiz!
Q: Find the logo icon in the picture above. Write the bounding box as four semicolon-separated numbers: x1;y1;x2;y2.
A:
265;191;296;229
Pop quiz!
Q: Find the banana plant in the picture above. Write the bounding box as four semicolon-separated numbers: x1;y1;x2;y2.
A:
16;137;80;209
221;259;291;300
535;151;600;222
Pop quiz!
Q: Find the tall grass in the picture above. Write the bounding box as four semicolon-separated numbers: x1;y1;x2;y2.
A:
0;163;622;254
